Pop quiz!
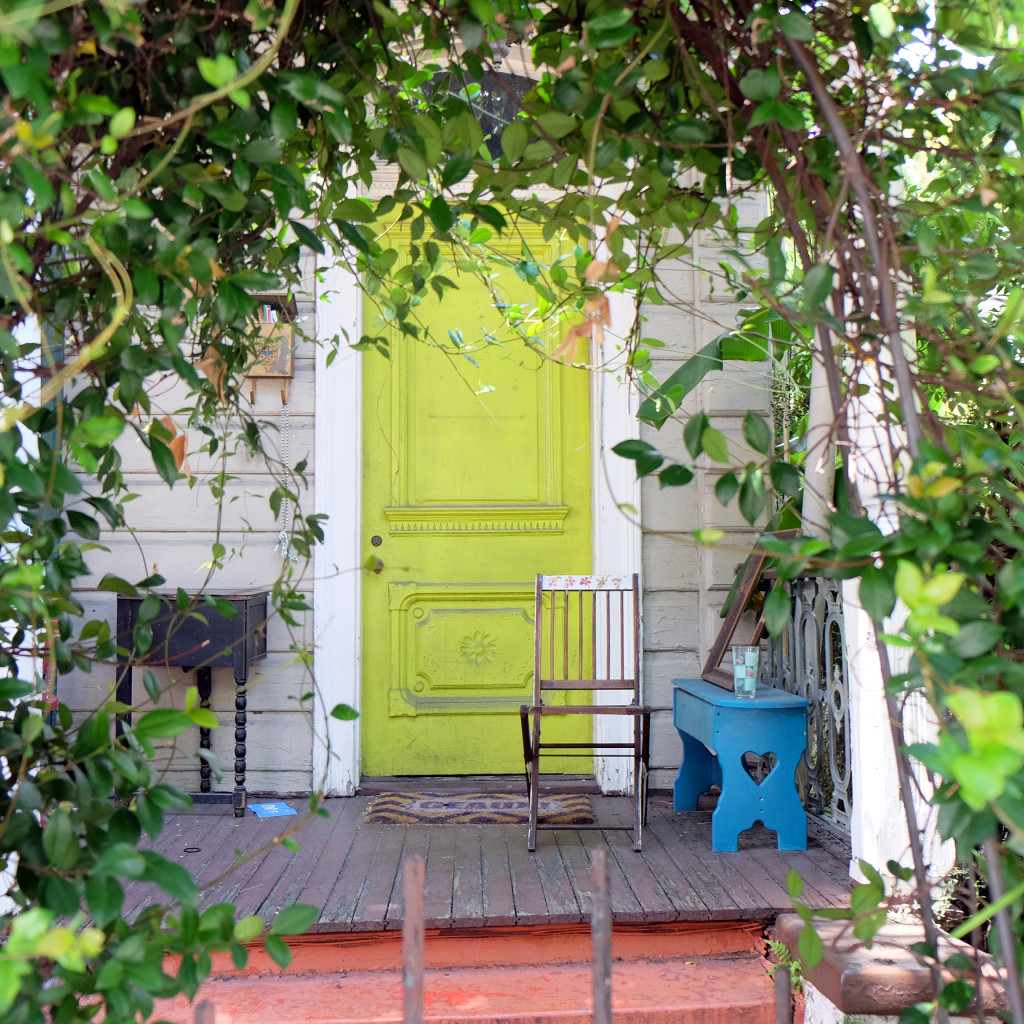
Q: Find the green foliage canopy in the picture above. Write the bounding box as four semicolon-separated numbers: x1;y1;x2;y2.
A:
3;0;1024;1020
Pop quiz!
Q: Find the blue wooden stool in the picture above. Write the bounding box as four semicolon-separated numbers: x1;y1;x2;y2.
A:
671;677;809;852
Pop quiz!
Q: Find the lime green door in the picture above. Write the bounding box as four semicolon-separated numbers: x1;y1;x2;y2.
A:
361;230;592;776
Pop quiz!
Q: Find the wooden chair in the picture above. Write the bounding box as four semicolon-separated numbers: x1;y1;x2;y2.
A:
520;573;650;851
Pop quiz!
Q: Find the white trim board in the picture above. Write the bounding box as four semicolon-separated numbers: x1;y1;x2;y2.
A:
311;267;642;796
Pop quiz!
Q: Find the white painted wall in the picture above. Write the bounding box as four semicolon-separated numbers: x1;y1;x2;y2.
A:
638;192;772;791
60;254;319;797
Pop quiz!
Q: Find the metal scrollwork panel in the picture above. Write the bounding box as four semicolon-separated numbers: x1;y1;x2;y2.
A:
761;576;852;831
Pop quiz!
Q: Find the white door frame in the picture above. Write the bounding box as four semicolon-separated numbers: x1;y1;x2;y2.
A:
312;263;641;796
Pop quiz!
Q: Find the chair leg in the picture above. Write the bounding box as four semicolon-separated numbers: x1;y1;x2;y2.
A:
519;705;532;798
640;708;651;827
632;713;647;851
527;740;540;852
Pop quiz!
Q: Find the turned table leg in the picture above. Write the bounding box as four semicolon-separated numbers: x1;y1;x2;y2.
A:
233;674;247;817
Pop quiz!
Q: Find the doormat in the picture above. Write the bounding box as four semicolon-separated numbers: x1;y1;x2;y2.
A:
364;791;594;825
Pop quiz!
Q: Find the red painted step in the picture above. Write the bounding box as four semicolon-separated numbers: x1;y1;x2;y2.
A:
155;924;777;1024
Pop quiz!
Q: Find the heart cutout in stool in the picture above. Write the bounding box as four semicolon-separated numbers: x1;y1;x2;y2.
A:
742;751;777;784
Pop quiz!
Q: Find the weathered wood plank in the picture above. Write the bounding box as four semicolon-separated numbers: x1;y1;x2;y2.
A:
767;849;850;909
645;813;761;921
295;797;368;918
229;817;311;919
601;827;677;924
350;823;406;931
727;849;798;913
553;830;596;918
576;828;646;924
319;819;387;926
450;827;485;928
530;830;583;925
386;827;431;930
421;824;458;929
504;825;552;923
479;826;516;927
196;811;299;917
606;811;711;920
257;798;364;921
120;793;852;933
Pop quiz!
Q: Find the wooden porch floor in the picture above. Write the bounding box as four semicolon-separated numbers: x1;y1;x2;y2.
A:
128;792;851;931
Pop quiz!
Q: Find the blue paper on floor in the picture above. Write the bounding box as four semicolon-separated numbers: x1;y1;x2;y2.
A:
249;802;296;818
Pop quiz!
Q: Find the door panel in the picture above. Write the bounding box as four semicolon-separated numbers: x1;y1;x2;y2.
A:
361;228;592;776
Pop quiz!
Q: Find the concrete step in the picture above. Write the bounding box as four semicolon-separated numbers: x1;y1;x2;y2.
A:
156;924;776;1024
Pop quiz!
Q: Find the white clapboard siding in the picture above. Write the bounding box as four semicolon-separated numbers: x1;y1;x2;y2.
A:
638;191;771;785
56;256;324;793
116;417;314;479
88;476;310;534
76;533;313;593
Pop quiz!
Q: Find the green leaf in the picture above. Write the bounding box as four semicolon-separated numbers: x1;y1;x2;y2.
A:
742;412;772;455
289;219;325;255
776;11;815;40
0;962;32;1016
536;112;576;139
739;470;766;522
770;461;802;498
802;264;834;307
612;439;664;477
868;3;897;37
684;412;710;459
501;121;528;163
189;707;219;729
239;136;282;165
586;7;634;31
149;437;179;486
428;196;453;233
938;980;974;1014
67;509;101;540
264;934;292;969
195;53;235;86
134;791;164;839
142;852;199;905
797;922;824;969
786;869;804;900
701;428;729;464
108;106;136;138
859;567;896;622
135;708;194;739
75;416;125;448
949;620;1003;659
637;343;723;427
612;439;660;459
94;842;147;879
739;68;781;103
234;915;265;941
198;54;238;89
715;472;739;506
473;204;507;231
659;464;694;487
329;703;359;721
42;808;78;870
270;903;318;936
85;874;125;928
441;149;473;188
764;586;791;637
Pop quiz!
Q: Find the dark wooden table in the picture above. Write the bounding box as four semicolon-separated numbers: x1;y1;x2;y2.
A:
115;592;268;816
